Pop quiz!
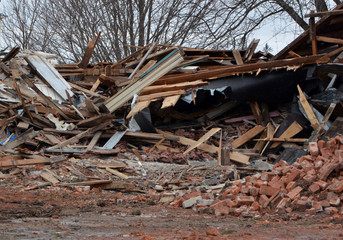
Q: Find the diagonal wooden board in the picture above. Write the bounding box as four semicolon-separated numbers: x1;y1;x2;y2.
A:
127;101;151;119
230;151;250;165
297;85;319;130
156;129;218;154
161;95;181;109
184;128;221;155
270;121;303;148
231;125;266;149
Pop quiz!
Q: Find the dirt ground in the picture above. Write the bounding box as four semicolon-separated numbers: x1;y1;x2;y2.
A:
0;188;343;240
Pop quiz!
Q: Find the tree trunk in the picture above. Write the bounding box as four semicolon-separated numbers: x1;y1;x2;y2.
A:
315;0;328;12
275;0;309;30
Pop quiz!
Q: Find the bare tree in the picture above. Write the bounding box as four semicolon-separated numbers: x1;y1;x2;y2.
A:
1;0;341;63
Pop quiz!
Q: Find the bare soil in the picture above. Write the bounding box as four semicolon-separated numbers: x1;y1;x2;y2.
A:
0;188;343;240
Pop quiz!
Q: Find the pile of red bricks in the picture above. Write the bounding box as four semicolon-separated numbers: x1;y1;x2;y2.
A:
169;136;343;218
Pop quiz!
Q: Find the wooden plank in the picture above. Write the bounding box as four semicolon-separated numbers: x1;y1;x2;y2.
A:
253;128;267;153
231;125;266;149
17;122;30;130
161;95;181;109
105;167;129;179
229;151;250;165
0;158;50;168
44;134;61;145
305;9;343;18
156;129;218;154
78;32;101;68
309;14;317;55
59;180;112;186
249;101;263;124
140;80;208;95
97;162;127;169
77;114;112;128
90;78;101;93
288;51;301;58
40;171;59;184
126;101;151;119
253;138;308;142
244;39;259;62
68;82;107;100
136;90;186;102
232;49;244;65
270;121;303;148
25;55;73;100
89;148;120;155
154;55;329;85
104;49;184;113
48;120;112;149
125;46;177;68
86;131;102;151
316;36;343;45
83;93;100;114
297;85;319;130
184;128;221;154
1;46;20;62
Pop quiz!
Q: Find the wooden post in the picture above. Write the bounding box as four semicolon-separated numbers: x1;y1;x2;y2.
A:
309;11;317;55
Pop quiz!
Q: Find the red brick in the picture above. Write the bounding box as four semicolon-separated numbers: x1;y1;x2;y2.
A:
206;228;221;236
314;158;324;169
268;180;284;190
327;181;343;193
230;186;240;195
251;201;260;211
240;186;250;194
249;187;259;197
299;160;314;171
286;181;297;191
303;174;316;184
305;208;316;215
214;205;230;216
283;169;300;184
329;198;341;207
287;186;302;200
226;199;238;208
170;197;184;207
321;200;330;207
325;207;339;215
260;185;279;196
309;142;319;156
296;199;312;210
211;200;229;216
313;201;323;212
254;180;267;187
259;194;269;206
236;195;255;206
260;172;274;181
276;198;289;209
319;162;338;181
320;147;332;158
318;140;326;150
314;180;328;189
309;183;320;193
183;191;201;200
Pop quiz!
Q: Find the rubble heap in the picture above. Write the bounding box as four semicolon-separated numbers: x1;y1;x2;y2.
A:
166;137;343;219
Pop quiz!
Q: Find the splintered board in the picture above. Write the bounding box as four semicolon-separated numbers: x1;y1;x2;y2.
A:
231;125;266;149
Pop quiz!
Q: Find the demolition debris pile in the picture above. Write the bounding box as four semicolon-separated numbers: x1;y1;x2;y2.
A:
1;4;343;221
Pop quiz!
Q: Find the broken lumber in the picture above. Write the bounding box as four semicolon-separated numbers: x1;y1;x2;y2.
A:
231;125;266;149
